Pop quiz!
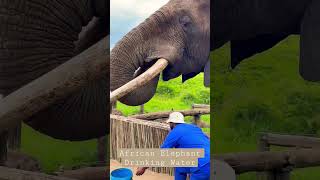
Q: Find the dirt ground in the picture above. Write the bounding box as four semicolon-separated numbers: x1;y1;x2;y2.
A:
110;160;173;180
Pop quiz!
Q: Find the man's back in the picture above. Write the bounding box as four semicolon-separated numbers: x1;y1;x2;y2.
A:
161;123;210;171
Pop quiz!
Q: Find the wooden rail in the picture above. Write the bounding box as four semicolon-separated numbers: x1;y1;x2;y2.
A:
256;133;320;180
259;133;320;149
191;104;210;127
129;108;210;121
215;148;320;174
0;166;77;180
57;167;108;180
192;104;210;109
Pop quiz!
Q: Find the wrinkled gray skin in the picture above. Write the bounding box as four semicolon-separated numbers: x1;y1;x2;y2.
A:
110;0;210;106
0;0;108;141
212;0;320;82
112;0;320;107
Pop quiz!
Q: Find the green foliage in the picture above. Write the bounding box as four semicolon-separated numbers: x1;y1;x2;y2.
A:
118;74;210;126
156;85;175;97
182;93;197;104
229;102;277;140
212;35;320;179
21;124;98;173
283;91;320;134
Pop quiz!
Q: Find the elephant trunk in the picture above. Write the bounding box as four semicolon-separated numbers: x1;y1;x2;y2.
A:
110;8;171;106
0;0;108;141
110;42;161;106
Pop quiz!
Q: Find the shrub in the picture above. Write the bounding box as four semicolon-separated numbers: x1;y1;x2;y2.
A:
197;90;210;104
181;93;197;104
229;102;277;140
156;85;175;97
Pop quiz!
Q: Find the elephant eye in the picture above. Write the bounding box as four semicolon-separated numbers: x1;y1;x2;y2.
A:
179;15;192;31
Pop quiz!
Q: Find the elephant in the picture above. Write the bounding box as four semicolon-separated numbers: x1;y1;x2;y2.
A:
111;0;320;106
211;0;320;82
0;0;109;141
110;0;210;106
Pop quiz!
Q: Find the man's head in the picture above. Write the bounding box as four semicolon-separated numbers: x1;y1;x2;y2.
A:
167;112;185;130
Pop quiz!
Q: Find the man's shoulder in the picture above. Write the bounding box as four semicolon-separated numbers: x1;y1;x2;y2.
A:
176;123;198;129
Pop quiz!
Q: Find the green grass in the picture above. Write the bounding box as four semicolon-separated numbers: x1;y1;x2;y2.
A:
21;124;98;173
117;74;210;132
212;35;320;179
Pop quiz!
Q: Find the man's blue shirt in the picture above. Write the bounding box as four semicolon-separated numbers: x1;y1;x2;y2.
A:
160;123;210;172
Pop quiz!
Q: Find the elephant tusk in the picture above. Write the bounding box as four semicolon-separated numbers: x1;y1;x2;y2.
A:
110;58;169;103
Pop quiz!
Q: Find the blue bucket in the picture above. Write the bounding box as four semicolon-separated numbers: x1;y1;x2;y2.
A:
111;168;133;180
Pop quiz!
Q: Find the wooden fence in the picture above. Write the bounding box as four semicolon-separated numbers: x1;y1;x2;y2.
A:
110;114;172;175
130;103;210;122
216;148;320;174
256;133;320;180
214;133;320;180
110;104;210;176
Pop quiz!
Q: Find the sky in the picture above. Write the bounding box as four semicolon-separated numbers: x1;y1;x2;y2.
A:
110;0;169;49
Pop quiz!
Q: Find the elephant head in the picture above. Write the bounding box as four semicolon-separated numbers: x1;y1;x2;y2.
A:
0;0;108;141
110;0;210;106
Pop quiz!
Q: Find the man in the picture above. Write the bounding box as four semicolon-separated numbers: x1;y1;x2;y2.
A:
136;112;210;180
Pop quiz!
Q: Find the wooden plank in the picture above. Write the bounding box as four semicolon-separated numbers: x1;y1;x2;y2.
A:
140;104;145;114
257;133;272;180
0;36;109;134
97;136;106;164
129;109;210;120
58;167;108;180
5;151;40;171
7;124;21;151
192;104;210;109
260;133;320;148
215;149;320;174
0;166;76;180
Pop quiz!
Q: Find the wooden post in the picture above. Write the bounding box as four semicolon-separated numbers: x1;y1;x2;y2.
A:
140;104;145;114
269;167;291;180
0;94;21;152
7;124;21;151
193;114;201;126
257;133;271;180
97;136;106;165
191;104;200;126
0;131;8;165
111;101;117;109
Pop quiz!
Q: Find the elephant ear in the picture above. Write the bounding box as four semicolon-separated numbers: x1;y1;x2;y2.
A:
204;59;210;87
300;0;320;81
231;34;289;68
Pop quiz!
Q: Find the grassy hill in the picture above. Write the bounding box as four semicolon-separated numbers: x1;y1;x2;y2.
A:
117;74;210;133
20;73;209;173
212;35;320;179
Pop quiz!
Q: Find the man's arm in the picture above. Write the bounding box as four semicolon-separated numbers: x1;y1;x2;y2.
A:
136;127;182;176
